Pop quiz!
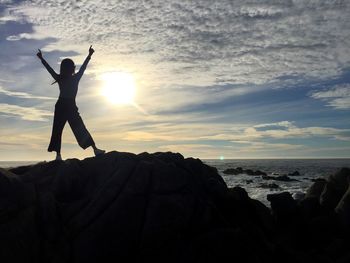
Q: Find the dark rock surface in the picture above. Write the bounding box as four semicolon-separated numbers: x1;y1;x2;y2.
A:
260;183;280;189
0;152;350;263
262;174;300;182
223;167;266;176
288;171;301;176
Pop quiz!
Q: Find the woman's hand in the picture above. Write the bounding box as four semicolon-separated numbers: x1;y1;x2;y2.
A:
89;45;95;56
36;49;43;59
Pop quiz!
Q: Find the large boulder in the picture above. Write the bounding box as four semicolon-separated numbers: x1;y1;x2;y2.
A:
0;151;237;263
262;175;299;182
305;178;327;199
335;184;350;228
320;168;350;210
223;167;266;176
267;192;299;226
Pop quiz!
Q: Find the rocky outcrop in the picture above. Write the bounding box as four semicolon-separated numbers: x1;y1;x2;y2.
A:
223;168;301;178
262;174;300;182
1;152;349;263
288;171;300;176
260;183;279;189
0;151;269;263
223;167;266;176
320;168;350;210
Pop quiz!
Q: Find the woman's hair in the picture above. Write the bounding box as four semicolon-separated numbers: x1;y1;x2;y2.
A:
52;58;76;85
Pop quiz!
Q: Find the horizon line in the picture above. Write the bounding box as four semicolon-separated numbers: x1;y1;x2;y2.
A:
1;157;350;163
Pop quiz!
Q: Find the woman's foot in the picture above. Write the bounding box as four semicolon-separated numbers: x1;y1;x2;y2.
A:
56;152;62;161
93;147;105;156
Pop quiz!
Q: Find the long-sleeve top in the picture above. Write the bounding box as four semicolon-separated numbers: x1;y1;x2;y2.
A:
40;55;91;99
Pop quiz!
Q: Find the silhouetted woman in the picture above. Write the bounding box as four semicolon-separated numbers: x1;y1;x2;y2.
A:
37;45;105;160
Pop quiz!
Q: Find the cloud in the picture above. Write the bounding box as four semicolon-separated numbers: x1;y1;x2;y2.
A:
0;0;348;118
5;32;32;41
7;0;350;89
253;121;294;130
158;144;217;158
1;1;349;159
201;121;350;141
158;142;306;159
310;84;350;109
227;141;305;152
0;86;55;100
123;131;175;142
0;103;52;121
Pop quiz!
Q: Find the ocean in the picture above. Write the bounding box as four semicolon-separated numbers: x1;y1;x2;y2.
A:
1;159;349;206
204;159;350;206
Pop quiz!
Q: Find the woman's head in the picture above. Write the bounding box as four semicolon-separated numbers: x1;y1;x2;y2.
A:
60;58;75;76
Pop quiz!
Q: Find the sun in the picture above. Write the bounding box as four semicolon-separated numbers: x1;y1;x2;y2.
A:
100;72;136;105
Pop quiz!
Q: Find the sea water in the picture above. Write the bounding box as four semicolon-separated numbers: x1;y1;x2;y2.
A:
203;159;350;206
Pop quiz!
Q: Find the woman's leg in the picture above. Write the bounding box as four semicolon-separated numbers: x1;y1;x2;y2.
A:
48;103;67;155
68;107;96;149
55;152;62;161
91;144;106;156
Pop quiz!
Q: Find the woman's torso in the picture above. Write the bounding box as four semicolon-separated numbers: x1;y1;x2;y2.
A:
58;75;79;99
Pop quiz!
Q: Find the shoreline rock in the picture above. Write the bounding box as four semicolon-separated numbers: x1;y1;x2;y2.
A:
262;174;300;182
223;167;267;176
0;152;349;263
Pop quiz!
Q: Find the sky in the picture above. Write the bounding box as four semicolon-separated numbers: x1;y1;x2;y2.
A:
0;0;350;161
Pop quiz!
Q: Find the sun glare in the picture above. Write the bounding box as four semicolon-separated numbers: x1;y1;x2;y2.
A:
101;72;136;105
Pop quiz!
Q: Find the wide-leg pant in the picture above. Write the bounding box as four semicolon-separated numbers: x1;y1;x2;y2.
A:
48;98;95;153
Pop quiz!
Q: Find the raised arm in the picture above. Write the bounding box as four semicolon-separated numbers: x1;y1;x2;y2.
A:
36;49;58;81
76;45;94;80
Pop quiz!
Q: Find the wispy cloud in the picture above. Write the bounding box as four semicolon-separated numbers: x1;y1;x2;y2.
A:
0;0;349;159
123;131;176;142
5;32;32;41
226;141;305;152
201;121;350;142
8;0;350;88
0;86;55;100
0;103;52;121
254;121;293;129
158;144;217;158
311;84;350;109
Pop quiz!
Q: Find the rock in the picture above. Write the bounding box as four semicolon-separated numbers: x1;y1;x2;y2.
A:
223;167;266;176
189;228;261;263
292;192;305;201
245;169;267;176
1;151;231;263
267;192;299;225
245;169;255;175
335;184;350;229
254;170;267;176
262;175;274;180
228;186;250;202
259;183;279;189
223;187;275;239
236;167;243;172
288;171;300;176
306;179;327;199
275;175;299;182
223;168;241;175
311;178;326;182
262;175;299;182
299;197;322;220
320;168;350;210
2;153;349;262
